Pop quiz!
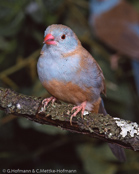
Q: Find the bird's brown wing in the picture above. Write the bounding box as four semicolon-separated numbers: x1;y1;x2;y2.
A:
80;46;106;95
94;1;139;59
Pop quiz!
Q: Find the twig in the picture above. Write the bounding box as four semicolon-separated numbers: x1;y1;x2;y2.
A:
0;87;139;151
0;49;40;79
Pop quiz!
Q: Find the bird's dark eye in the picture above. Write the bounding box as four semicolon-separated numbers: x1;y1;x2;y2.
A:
61;34;66;40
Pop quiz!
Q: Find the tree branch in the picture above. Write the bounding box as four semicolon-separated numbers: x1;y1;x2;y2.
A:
0;87;139;151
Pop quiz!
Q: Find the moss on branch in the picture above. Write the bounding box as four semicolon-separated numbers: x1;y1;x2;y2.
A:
0;87;139;151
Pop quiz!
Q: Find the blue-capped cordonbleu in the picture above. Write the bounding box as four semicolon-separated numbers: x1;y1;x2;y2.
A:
37;24;126;162
37;24;106;124
89;0;139;95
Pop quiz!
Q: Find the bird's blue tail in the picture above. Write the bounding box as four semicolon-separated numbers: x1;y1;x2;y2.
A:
99;99;126;162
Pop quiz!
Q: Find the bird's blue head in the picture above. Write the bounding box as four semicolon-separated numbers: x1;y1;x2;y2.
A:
90;0;121;16
43;24;80;54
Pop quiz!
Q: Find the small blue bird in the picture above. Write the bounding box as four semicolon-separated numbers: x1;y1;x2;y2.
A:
89;0;139;95
37;24;126;162
37;24;105;124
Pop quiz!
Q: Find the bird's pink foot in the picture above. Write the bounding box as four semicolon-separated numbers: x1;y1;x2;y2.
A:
70;101;87;125
42;96;56;110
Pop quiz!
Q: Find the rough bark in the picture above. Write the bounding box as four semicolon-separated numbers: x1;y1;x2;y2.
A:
0;87;139;151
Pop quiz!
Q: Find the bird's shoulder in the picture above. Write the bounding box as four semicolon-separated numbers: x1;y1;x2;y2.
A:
81;46;106;95
63;45;106;95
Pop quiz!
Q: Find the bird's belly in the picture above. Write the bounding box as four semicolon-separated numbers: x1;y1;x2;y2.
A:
42;79;92;105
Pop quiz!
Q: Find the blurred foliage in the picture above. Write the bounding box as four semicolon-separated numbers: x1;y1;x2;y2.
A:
0;0;139;173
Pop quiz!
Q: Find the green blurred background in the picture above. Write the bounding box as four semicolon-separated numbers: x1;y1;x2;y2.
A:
0;0;139;173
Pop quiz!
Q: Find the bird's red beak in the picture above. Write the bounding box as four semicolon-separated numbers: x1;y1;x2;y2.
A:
44;34;57;45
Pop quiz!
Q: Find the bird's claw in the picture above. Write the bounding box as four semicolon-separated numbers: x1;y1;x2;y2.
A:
42;96;56;111
70;101;87;125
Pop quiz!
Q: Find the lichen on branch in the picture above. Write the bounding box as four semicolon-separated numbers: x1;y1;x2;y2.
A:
0;87;139;151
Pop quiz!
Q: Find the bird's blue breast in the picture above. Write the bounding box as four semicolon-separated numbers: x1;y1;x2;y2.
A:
128;23;139;37
37;50;80;85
